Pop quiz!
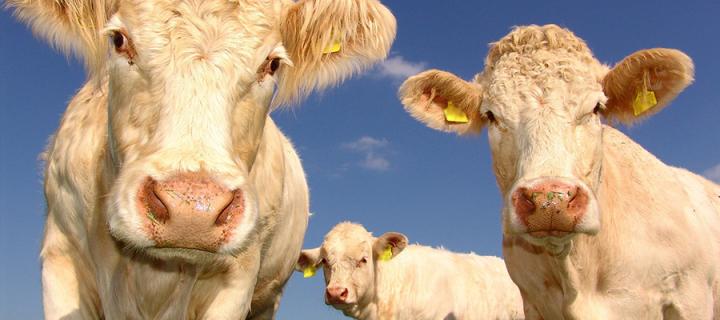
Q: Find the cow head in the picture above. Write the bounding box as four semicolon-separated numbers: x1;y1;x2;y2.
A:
399;25;693;248
8;0;395;260
295;223;407;309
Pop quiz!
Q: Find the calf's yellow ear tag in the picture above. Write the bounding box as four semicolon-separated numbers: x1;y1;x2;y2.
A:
378;246;393;262
632;70;657;116
322;40;342;54
443;101;469;123
303;265;317;278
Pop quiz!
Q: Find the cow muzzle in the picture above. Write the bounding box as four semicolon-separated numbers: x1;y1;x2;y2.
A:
508;177;599;238
325;286;352;306
136;172;245;252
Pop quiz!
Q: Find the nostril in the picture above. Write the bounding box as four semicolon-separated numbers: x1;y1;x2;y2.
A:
513;187;536;216
340;288;348;299
142;178;169;223
215;189;242;226
567;186;580;203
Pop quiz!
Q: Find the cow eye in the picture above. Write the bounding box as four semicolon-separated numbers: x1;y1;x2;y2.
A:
593;102;602;114
269;58;281;75
111;31;127;51
321;258;328;266
485;111;496;123
357;257;368;267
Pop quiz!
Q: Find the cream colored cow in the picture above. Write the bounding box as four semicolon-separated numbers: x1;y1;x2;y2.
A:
296;222;525;320
399;24;720;319
6;0;395;319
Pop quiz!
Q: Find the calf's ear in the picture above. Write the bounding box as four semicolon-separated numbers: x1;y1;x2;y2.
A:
295;247;322;273
5;0;117;75
276;0;396;105
602;48;694;124
399;69;485;135
373;232;408;260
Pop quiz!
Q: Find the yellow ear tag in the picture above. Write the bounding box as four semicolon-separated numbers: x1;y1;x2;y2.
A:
303;265;317;278
322;41;342;54
378;246;393;262
443;101;469;123
632;70;657;116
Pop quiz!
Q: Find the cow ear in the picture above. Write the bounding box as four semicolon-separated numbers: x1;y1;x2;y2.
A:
275;0;396;106
6;0;117;76
373;232;408;260
295;247;322;272
602;48;694;124
399;69;485;135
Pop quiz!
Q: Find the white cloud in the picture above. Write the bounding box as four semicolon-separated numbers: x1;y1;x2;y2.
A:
703;163;720;183
341;136;391;172
377;56;426;80
342;136;388;151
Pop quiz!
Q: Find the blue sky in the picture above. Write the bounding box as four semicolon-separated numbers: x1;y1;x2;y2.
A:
1;1;719;318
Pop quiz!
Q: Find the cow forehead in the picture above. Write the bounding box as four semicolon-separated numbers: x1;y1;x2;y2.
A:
322;223;373;258
117;0;281;72
478;25;608;115
483;53;605;114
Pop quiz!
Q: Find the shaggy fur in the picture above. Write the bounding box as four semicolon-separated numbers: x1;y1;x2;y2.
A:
6;0;396;319
399;24;719;319
297;222;524;320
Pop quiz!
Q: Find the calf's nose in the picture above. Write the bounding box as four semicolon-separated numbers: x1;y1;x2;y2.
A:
511;179;588;237
326;287;349;304
137;172;244;251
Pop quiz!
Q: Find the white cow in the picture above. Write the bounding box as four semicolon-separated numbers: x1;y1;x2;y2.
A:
399;24;720;319
296;222;525;319
6;0;396;319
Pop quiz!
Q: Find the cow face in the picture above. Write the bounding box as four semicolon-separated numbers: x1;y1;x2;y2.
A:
296;223;407;310
67;0;394;261
399;25;693;248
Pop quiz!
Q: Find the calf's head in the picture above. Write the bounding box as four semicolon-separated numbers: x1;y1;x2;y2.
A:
399;25;693;246
8;0;395;259
295;223;407;309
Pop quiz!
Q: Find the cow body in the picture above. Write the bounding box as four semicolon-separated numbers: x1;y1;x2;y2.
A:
371;246;523;320
398;24;720;319
297;222;524;320
504;127;720;319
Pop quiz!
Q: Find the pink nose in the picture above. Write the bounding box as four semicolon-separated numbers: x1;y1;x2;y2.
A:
325;287;349;304
511;180;588;237
137;173;244;251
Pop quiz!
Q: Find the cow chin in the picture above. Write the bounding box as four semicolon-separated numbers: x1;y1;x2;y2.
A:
106;167;259;263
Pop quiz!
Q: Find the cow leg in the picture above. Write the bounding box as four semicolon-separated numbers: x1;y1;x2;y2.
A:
42;213;100;320
246;293;282;320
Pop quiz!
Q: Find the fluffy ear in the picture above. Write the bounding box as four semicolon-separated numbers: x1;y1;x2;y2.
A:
602;48;694;124
295;247;322;272
373;232;408;260
5;0;117;75
399;69;484;135
276;0;396;105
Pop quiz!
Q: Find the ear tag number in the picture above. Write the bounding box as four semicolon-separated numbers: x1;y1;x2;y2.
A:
322;41;342;54
303;265;317;278
633;70;657;116
444;101;469;123
379;246;393;262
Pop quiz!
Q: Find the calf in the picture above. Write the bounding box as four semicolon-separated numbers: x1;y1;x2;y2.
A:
296;222;524;319
399;24;720;319
6;0;395;318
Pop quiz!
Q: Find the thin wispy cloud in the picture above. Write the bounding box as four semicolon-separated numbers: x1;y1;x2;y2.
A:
703;163;720;183
341;136;391;171
377;55;426;80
